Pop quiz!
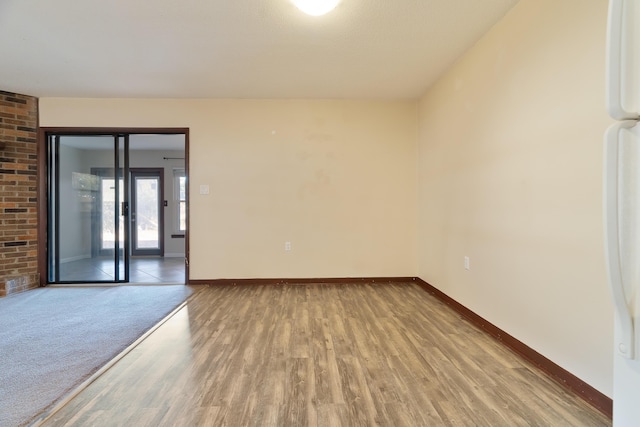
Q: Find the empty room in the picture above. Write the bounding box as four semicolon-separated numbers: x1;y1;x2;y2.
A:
1;0;638;425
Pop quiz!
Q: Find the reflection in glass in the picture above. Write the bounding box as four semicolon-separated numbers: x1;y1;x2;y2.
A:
101;178;124;250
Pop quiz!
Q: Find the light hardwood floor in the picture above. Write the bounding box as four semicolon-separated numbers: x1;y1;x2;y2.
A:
42;282;610;426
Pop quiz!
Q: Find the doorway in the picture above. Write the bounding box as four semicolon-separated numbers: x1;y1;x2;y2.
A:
130;168;164;257
40;129;189;285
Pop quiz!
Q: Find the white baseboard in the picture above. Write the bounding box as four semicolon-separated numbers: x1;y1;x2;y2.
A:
60;254;91;264
164;253;185;258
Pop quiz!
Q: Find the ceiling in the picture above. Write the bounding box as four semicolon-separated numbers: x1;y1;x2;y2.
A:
0;0;520;99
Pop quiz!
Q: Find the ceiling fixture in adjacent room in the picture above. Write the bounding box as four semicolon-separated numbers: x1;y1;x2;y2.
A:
291;0;341;16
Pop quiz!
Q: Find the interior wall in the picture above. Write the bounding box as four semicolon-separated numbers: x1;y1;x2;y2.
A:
417;0;612;396
39;99;418;279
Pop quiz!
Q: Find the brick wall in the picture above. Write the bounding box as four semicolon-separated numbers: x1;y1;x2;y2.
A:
0;91;39;297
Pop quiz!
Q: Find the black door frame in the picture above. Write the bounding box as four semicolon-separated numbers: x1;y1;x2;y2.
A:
46;134;130;283
38;127;190;285
130;168;165;257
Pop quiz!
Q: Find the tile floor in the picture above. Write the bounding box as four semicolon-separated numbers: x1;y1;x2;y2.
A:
57;257;185;284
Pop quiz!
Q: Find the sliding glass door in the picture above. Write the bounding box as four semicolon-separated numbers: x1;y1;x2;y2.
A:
47;134;130;283
43;129;188;285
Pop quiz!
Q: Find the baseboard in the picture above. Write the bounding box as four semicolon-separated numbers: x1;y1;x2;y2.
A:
414;278;612;419
60;255;91;264
164;253;185;258
189;277;417;286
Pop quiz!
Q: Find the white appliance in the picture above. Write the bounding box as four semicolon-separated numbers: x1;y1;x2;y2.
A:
605;0;640;425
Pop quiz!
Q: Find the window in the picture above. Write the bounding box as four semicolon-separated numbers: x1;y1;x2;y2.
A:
174;169;186;233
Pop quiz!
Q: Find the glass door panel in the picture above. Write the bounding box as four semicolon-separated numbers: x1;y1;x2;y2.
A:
135;177;160;249
100;178;124;251
50;136;117;282
131;169;164;256
47;134;129;283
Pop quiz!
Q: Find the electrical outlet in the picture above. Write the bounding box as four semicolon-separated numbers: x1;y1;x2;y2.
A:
464;256;470;270
285;241;292;251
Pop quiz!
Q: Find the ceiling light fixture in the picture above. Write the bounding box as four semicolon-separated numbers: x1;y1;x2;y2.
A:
291;0;341;16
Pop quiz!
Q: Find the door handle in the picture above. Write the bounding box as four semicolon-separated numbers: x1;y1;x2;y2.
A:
121;201;129;217
606;0;640;120
604;121;636;359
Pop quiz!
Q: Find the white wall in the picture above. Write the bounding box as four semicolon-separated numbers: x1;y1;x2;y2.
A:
417;0;612;396
39;99;418;280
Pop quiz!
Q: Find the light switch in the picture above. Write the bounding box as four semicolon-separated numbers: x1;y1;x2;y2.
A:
199;184;210;195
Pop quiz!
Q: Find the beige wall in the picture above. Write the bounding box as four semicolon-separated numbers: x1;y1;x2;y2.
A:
40;99;418;280
417;0;613;395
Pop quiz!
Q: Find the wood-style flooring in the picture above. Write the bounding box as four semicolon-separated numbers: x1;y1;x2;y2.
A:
42;282;611;426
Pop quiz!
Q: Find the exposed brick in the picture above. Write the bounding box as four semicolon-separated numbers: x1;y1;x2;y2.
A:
1;252;24;259
1;91;38;296
10;262;28;269
4;97;27;105
16;137;37;143
4;241;27;247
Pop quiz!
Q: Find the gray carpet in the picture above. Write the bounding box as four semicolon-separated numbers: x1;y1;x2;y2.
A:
0;285;193;427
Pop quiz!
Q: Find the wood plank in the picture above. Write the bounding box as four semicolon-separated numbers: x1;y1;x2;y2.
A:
41;282;611;427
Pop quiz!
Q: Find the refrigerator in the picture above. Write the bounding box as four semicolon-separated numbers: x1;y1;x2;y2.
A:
605;0;640;425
